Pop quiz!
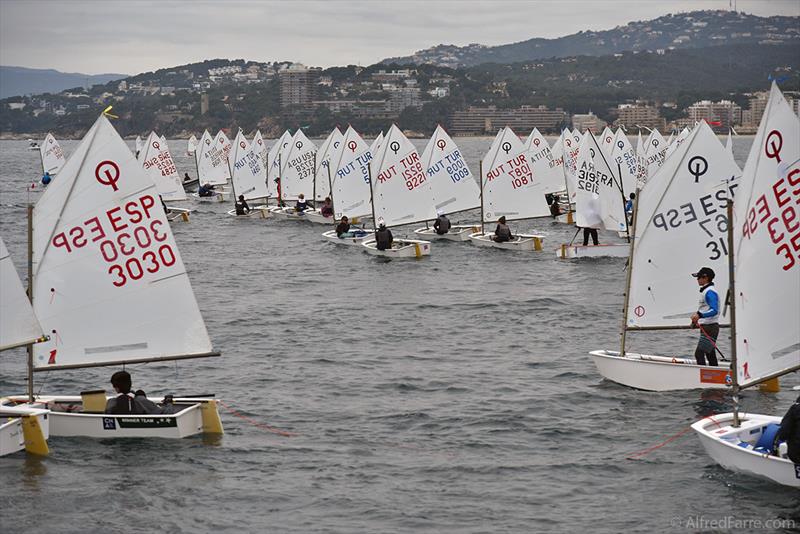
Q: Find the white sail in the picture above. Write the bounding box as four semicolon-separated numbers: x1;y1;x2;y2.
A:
643;129;668;180
421;125;480;215
252;130;268;168
314;128;343;201
31;115;213;370
636;131;645;157
561;131;580;199
626;121;740;329
525;128;564;194
140;132;187;201
187;134;197;155
732;83;800;387
370;132;384;156
40;133;66;175
725;130;734;158
549;132;569;195
230;131;268;201
280;130;317;201
599;127;616;155
574;131;626;232
610;129;642;194
197;130;230;186
0;236;44;351
194;130;210;165
135;135;143;158
664;127;690;162
267;131;292;198
330;126;373;219
371;124;436;227
481;127;550;222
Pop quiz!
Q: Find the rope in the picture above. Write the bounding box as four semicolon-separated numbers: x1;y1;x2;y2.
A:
696;322;728;361
217;399;297;437
626;415;723;460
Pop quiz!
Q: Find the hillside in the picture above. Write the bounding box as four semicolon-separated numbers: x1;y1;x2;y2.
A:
382;10;800;67
0;66;128;99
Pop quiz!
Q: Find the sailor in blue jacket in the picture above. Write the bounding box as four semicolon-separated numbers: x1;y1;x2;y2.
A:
690;267;720;367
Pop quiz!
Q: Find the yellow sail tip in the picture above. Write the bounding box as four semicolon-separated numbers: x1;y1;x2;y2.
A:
102;106;119;119
21;415;49;456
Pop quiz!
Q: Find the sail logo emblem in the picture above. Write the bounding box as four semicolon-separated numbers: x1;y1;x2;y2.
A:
501;142;512;154
205;139;211;145
687;156;708;183
565;140;572;148
347;140;357;152
296;141;303;150
257;139;262;145
765;130;783;163
532;139;540;147
240;141;246;149
634;305;645;317
589;148;596;159
652;139;659;148
390;141;400;154
617;141;625;150
605;136;611;144
333;141;340;149
152;141;160;150
437;139;447;151
49;138;53;144
95;161;121;191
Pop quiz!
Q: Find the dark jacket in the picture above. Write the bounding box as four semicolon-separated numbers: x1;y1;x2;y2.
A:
235;199;250;215
104;392;161;415
494;223;512;242
433;215;451;235
375;227;393;250
321;203;334;217
198;184;215;197
336;222;350;237
778;397;800;463
295;199;308;211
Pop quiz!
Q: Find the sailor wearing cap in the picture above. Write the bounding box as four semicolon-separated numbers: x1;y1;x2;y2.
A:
690;266;720;367
433;209;451;235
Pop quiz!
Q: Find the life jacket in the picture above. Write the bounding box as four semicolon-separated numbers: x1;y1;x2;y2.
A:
435;216;451;234
375;228;392;250
697;284;719;325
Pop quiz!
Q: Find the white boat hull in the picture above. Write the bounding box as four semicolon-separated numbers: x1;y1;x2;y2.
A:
6;395;222;439
268;206;311;220
0;406;50;457
468;232;544;251
362;239;431;258
589;350;731;391
226;206;271;218
413;225;479;242
322;229;371;247
190;192;227;202
556;243;630;259
304;209;336;225
692;413;800;487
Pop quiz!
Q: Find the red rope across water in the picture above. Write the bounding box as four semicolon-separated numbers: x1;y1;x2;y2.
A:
217;399;298;437
626;415;723;460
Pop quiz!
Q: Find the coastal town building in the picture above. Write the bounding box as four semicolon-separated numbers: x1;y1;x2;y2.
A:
614;104;666;131
279;64;321;108
572;112;607;132
450;105;567;135
686;99;742;130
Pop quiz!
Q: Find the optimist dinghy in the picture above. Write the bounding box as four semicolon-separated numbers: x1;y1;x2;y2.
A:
324;126;375;231
556;131;630;259
39;133;66;176
4;114;223;440
305;128;344;225
0;236;50;457
691;83;800;487
588;121;741;390
226;131;270;217
468;127;546;251
412;125;480;241
361;125;434;259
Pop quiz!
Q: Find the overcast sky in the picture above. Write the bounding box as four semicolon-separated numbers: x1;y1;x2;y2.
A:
1;0;797;75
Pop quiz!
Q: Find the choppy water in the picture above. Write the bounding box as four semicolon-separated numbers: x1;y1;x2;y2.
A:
1;137;798;534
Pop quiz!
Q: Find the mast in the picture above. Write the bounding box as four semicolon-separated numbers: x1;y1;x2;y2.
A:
26;203;34;402
367;162;377;232
312;152;317;209
726;198;740;427
327;161;334;215
479;160;485;235
277;153;283;207
618;163;631;243
619;188;640;357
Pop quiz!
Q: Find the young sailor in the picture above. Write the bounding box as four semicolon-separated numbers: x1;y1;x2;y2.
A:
582;227;599;246
375;219;393;250
104;371;160;415
777;395;800;463
433;210;451;235
690;267;720;367
41;171;52;186
295;193;309;212
493;216;512;242
320;197;334;217
198;182;216;197
235;194;250;216
336;216;351;237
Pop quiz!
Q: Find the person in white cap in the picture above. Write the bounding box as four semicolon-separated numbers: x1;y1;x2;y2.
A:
375;218;393;250
433;209;451;235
